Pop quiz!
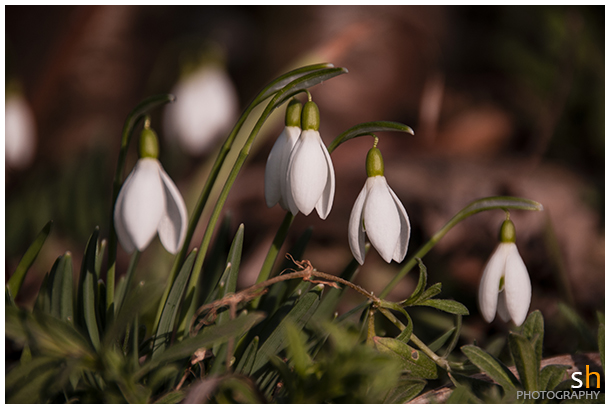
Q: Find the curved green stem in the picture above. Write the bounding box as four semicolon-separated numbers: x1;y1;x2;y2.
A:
379;196;543;299
107;94;175;320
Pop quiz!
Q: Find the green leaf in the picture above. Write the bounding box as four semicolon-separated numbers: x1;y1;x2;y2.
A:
7;220;53;299
77;228;101;350
152;249;198;359
34;272;51;313
103;277;164;349
284;322;313;377
50;252;74;324
214;224;244;341
6;356;61;404
6;306;94;360
137;312;265;379
417;299;470;315
383;377;426;403
404;282;442;305
250;285;323;376
200;214;233;305
461;345;519;393
235;336;259;375
518;310;544;371
254;63;335;105
271;67;348;110
443;314;463;358
374;337;438;379
428;327;456;353
508;332;538;392
328;121;414;153
152;390;185;404
395;308;414;343
539;364;569;393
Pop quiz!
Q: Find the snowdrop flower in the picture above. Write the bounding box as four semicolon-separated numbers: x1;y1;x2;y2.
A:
6;92;36;170
348;143;410;265
163;64;238;155
478;218;531;326
114;126;188;254
285;100;335;219
265;99;302;211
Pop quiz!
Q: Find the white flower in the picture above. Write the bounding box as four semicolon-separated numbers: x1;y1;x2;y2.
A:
6;94;36;170
114;158;188;254
163;66;238;155
478;242;531;326
285;129;335;219
348;175;411;265
265;126;301;210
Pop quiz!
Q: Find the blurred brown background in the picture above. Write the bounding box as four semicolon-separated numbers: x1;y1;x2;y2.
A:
5;5;604;356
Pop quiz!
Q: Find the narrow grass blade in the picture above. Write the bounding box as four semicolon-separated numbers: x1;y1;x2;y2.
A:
152;249;197;359
77;228;101;350
7;220;52;298
250;285;323;376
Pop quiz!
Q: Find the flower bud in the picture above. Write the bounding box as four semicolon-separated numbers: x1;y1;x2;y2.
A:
139;127;159;159
365;147;384;177
301;101;320;131
285;98;302;128
499;219;516;243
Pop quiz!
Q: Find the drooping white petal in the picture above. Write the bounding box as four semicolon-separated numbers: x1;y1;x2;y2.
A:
288;130;328;216
478;243;511;323
363;176;400;263
157;165;189;254
314;136;335;219
278;126;301;210
118;158;165;252
348;180;371;265
387;185;411;263
265;126;300;209
114;168;137;253
503;243;531;326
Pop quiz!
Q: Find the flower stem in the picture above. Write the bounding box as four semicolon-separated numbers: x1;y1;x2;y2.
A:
250;211;295;309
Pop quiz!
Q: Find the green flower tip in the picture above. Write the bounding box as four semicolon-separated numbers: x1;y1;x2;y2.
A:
499;219;516;243
366;147;384;177
302;100;320;131
139;127;160;159
285;98;303;128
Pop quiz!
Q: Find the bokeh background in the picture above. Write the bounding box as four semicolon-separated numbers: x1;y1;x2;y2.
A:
5;5;604;360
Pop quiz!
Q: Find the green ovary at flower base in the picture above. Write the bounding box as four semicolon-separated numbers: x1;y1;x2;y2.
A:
478;217;531;326
348;141;411;265
285;99;336;219
114;125;188;254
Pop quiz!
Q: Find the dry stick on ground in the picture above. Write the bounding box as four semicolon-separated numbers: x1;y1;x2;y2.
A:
189;255;378;337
